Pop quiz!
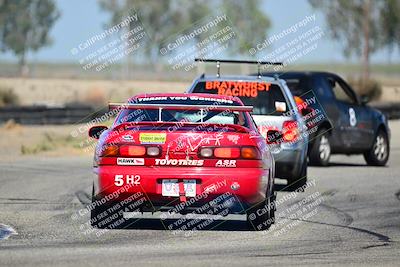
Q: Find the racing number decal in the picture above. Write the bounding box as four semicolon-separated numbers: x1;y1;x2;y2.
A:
114;174;141;186
349;108;357;127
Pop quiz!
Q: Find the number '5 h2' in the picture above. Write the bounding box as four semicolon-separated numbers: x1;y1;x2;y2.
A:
114;174;141;186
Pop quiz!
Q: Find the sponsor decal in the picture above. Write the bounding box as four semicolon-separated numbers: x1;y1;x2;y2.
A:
227;135;240;144
117;158;145;166
139;133;166;144
216;159;236;167
205;81;271;98
137;96;233;104
188;95;233;104
137;96;168;102
122;135;134;141
155;158;204;166
136;96;233;104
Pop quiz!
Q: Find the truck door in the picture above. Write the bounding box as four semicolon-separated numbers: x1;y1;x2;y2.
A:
327;76;370;150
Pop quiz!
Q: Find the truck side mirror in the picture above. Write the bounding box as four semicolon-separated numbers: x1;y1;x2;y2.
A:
360;95;370;105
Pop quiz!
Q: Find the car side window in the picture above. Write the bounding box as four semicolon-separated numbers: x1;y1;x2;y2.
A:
328;77;356;104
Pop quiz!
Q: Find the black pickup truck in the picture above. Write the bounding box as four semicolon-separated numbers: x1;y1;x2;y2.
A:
261;71;390;167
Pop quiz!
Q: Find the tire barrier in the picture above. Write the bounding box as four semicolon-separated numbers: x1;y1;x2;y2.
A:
370;103;400;120
0;105;107;125
0;103;399;125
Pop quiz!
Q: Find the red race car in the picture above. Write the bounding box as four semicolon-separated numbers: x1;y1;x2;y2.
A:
88;93;275;230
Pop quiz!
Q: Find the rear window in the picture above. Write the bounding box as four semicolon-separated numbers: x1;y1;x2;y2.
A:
192;81;289;116
285;78;304;96
115;96;250;127
265;74;309;96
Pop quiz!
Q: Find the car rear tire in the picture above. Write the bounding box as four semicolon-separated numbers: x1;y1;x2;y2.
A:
309;129;331;166
246;192;276;231
364;130;389;166
90;185;125;229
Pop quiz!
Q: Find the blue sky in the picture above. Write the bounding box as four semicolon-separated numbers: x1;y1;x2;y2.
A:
0;0;398;63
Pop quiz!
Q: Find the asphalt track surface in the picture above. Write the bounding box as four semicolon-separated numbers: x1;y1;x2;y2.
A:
0;121;399;267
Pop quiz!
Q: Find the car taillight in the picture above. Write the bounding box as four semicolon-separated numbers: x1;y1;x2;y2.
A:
241;147;260;159
282;120;299;142
199;147;260;159
119;145;161;157
214;147;240;158
103;145;161;157
101;145;119;157
120;145;146;156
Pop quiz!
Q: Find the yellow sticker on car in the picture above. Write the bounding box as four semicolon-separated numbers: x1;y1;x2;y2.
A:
139;133;166;144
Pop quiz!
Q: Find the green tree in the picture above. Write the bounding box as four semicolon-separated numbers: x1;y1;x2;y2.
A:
99;0;181;63
176;0;213;45
99;0;270;62
0;0;60;75
309;0;382;82
380;0;400;63
222;0;270;55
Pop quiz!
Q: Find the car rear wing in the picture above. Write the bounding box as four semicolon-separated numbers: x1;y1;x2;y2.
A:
194;58;283;78
109;103;253;122
109;103;253;112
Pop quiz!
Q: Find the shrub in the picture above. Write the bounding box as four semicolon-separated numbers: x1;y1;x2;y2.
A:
348;78;382;102
84;87;106;107
0;87;19;106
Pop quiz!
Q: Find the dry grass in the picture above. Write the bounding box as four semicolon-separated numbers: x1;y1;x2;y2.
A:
0;122;94;161
1;77;400;106
0;78;188;106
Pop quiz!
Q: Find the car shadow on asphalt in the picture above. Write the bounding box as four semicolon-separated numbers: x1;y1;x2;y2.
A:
274;183;292;192
118;217;252;231
313;162;372;167
274;182;307;192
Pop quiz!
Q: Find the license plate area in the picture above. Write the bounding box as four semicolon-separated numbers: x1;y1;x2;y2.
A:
161;179;196;197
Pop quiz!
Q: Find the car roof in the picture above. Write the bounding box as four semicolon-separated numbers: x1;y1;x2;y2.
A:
195;74;279;83
130;92;244;105
258;71;338;77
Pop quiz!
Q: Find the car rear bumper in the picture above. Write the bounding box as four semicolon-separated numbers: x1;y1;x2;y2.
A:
94;166;270;208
